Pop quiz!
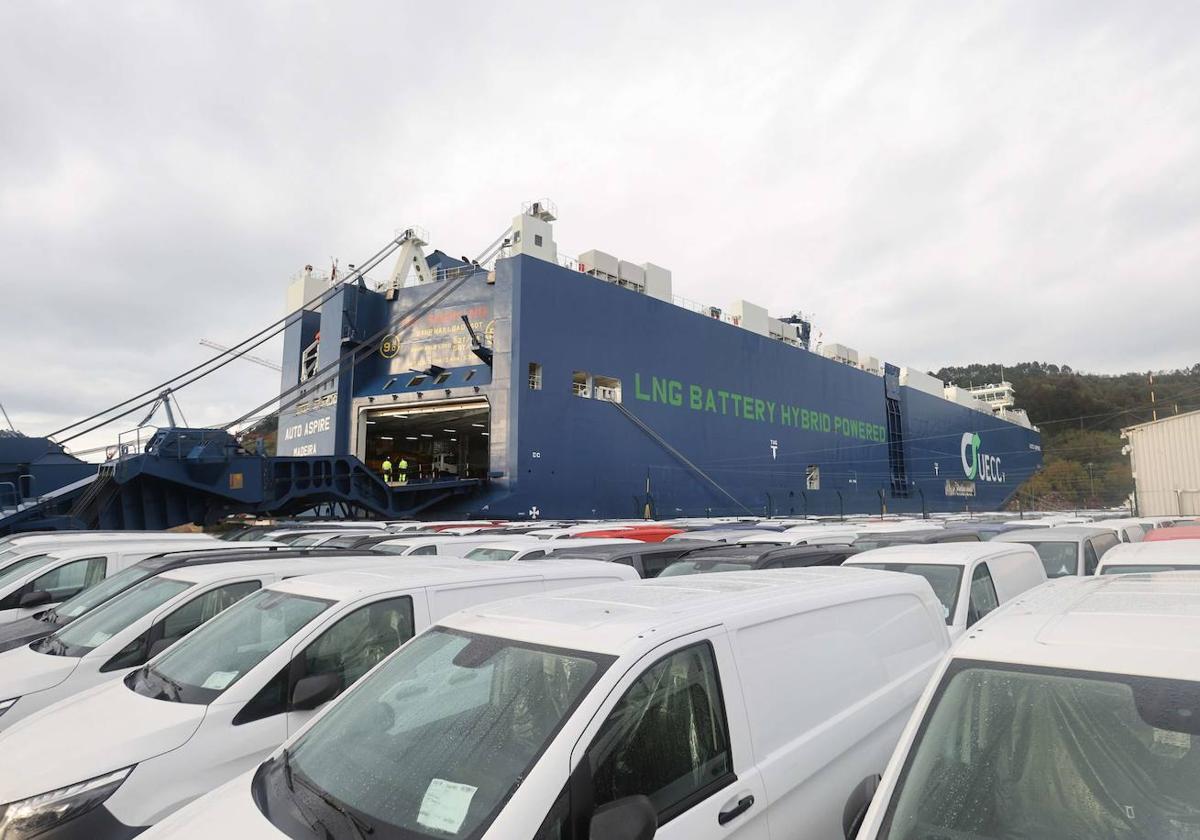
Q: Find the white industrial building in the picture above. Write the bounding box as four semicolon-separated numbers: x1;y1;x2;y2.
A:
1123;409;1200;515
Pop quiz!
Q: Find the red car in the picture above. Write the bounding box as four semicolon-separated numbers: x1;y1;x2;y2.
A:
573;526;685;543
1145;525;1200;542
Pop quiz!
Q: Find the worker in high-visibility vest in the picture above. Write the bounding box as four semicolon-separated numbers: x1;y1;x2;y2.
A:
381;457;393;484
397;458;408;485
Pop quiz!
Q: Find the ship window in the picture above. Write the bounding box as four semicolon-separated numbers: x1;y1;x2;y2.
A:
806;465;820;490
433;372;451;385
572;371;591;398
408;375;427;387
593;375;622;403
534;234;544;247
528;363;543;391
464;370;476;382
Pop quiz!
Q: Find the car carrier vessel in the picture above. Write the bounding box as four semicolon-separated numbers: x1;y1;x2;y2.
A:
273;200;1042;519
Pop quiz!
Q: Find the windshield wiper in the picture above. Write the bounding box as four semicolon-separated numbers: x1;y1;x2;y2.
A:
289;759;375;838
39;608;60;623
33;636;67;656
282;749;337;840
147;666;184;701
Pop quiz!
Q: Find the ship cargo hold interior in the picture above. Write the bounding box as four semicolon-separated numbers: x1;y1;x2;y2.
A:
358;400;490;483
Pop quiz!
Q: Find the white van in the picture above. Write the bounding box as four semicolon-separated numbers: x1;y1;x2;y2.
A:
0;532;216;573
0;538;221;624
845;543;1047;640
856;573;1200;839
1096;540;1200;574
0;559;636;839
143;566;950;840
0;555;397;731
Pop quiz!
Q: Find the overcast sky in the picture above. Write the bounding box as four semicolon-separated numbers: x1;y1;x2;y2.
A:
2;1;1198;454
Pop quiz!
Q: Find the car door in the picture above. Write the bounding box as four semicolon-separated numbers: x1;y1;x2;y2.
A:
554;631;770;839
284;595;418;735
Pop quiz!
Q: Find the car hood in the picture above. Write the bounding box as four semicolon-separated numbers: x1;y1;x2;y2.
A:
131;772;285;839
0;679;207;802
0;644;79;699
0;615;64;653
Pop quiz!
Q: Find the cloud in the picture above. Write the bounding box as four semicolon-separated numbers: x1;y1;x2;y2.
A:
2;0;1198;453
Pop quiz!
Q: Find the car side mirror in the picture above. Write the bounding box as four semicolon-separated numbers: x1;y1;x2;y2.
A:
843;774;881;839
291;672;344;711
18;590;52;609
589;796;656;840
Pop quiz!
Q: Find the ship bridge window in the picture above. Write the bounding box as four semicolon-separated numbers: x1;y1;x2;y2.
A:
806;465;820;490
407;375;427;387
528;363;543;391
572;371;591;398
593;375;622;403
433;372;451;385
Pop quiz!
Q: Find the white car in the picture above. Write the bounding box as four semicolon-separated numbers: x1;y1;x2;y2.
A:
994;526;1122;577
0;532;216;573
1096;540;1200;574
142;566;949;840
0;554;397;731
1088;518;1148;543
463;537;640;562
0;559;636;839
845;543;1047;641
0;538;222;624
856;573;1200;839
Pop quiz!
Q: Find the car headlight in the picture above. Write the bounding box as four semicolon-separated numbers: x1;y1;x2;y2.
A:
0;699;17;719
0;766;133;838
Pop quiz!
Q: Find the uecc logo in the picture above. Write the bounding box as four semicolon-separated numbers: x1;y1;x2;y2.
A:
961;432;1005;482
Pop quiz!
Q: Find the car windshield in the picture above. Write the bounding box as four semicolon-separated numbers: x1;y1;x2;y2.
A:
465;548;519;562
39;576;191;656
373;542;415;555
852;563;963;624
880;662;1200;839
269;629;610;840
1102;564;1200;575
133;588;332;703
0;554;56;590
0;547;23;568
658;559;756;576
1021;541;1078;577
54;564;156;619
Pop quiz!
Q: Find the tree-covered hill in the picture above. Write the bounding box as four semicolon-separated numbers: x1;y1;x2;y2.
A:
935;362;1200;509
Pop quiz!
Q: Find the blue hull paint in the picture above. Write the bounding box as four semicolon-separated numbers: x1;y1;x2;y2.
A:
278;255;1042;519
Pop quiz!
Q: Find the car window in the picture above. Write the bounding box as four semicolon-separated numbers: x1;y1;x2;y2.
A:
639;551;687;578
1083;541;1100;576
966;563;1000;627
36;556;108;600
1093;533;1120;558
1024;542;1078;578
522;550;546;560
410;545;438;556
298;596;416;690
587;642;734;824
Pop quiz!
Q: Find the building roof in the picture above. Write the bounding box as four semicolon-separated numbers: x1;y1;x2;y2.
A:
951;574;1200;680
1121;406;1200;434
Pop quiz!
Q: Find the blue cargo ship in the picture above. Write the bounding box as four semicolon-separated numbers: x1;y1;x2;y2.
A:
274;202;1042;520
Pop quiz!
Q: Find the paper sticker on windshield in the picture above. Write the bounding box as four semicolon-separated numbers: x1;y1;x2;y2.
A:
418;778;478;834
87;632;112;646
201;670;239;690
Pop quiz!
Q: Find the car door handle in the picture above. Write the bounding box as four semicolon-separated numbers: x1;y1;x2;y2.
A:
718;794;755;825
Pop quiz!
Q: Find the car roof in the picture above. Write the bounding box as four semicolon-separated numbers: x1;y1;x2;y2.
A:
439;567;937;655
950;574;1200;680
548;541;709;559
845;542;1036;566
993;526;1113;542
1098;541;1200;565
1146;525;1200;540
158;554;393;584
266;557;627;600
